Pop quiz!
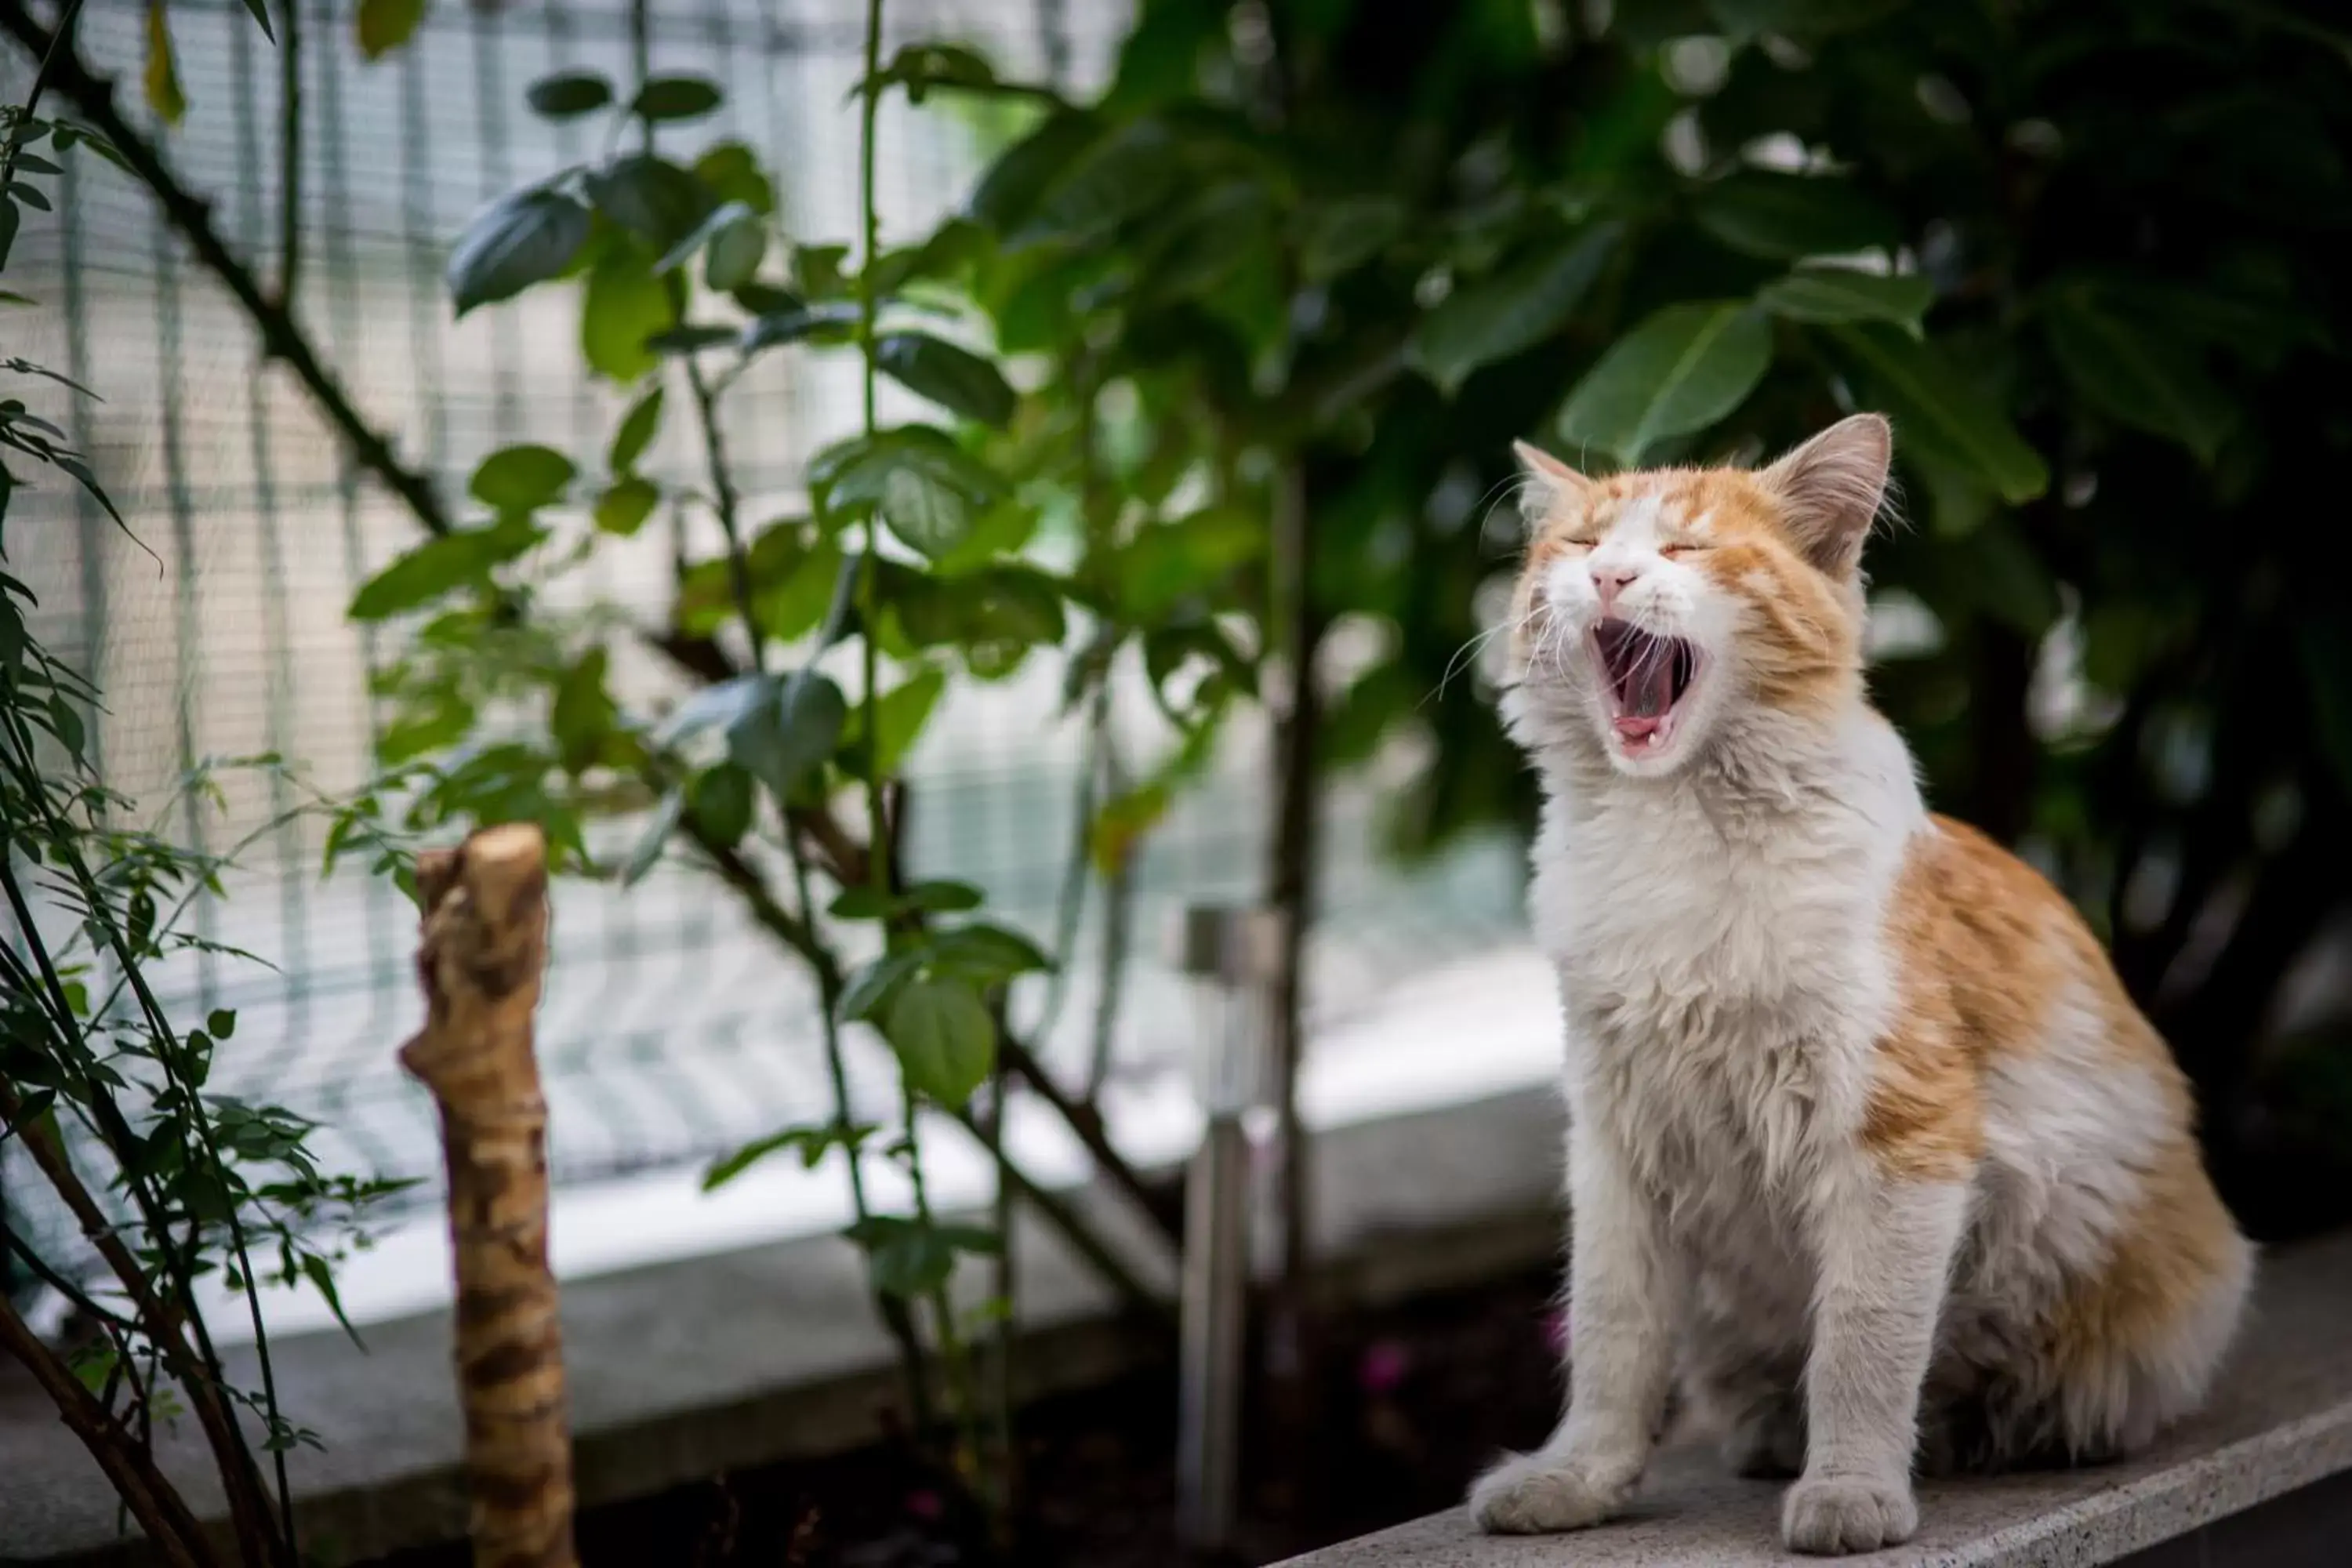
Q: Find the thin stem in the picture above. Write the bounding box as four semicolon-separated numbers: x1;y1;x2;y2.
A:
1084;733;1134;1102
855;0;890;907
274;0;300;306
685;356;764;677
788;837;936;1433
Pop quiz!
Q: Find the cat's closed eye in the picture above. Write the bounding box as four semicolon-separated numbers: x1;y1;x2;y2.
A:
1658;542;1711;557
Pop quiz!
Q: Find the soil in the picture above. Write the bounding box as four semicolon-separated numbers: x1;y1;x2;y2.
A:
364;1266;1566;1568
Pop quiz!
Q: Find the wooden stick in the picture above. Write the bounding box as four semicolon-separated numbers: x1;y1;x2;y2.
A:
400;825;578;1568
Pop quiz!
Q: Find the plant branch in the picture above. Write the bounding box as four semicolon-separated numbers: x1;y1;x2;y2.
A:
0;0;458;541
9;2;1185;1254
0;1290;216;1568
274;0;299;307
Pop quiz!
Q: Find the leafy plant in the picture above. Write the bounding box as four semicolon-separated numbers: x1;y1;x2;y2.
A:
3;8;406;1564
963;0;2352;1240
315;0;1191;1527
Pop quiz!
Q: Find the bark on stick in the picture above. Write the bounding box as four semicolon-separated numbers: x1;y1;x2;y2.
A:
399;825;577;1568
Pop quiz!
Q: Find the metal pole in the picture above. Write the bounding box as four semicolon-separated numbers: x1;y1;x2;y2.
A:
1171;906;1284;1553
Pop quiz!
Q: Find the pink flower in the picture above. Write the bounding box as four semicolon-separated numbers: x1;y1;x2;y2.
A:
906;1488;943;1521
1358;1338;1410;1394
1543;1307;1572;1356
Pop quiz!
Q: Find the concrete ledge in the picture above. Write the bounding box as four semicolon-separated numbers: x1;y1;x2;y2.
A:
1272;1231;2352;1568
2;1084;1567;1565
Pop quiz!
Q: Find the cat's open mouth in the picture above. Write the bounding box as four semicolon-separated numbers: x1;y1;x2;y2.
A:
1592;620;1698;754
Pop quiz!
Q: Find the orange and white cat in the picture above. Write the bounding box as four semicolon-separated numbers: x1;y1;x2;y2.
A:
1470;415;2252;1555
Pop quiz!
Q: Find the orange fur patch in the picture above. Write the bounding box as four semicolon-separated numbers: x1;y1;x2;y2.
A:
1865;817;2077;1180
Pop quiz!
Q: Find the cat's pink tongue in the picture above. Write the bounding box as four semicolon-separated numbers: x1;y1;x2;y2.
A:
1627;659;1673;717
1614;713;1664;742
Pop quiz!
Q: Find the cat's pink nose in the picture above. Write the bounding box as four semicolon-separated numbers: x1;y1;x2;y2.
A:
1590;563;1641;614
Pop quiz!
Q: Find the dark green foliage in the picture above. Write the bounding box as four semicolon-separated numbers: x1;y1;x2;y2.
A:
960;0;2351;1233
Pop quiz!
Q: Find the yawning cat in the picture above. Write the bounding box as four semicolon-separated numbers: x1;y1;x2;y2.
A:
1470;414;2251;1555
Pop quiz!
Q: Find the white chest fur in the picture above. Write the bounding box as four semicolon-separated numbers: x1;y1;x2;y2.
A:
1526;711;1926;1268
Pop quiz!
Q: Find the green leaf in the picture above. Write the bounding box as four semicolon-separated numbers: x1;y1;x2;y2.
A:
1118;507;1262;621
356;0;429;60
688;762;756;848
1825;323;2049;504
550;648;615;775
608;387;664;474
631;76;724;123
694;143;777;217
49;695;84;761
584;155;717;252
652;673;768;746
299;1254;364;1347
1300;195;1406;282
883;975;996;1106
469;445;575;512
621;789;684;886
861;666;946;779
654;198;757;277
594;477;659;536
644;324;737;354
967;111;1102;232
876;332;1017;429
2043;289;2235;466
1012;119;1179;248
864;1219;956;1299
1758;265;1932;335
232;0;277;42
526;71;612;119
740;302;862;359
829;880;986;920
706;212;768;293
0;598;24;674
1693;171;1899;261
726;673;848;803
793;243;853;301
703;1122;874;1190
891;563;1068;654
144;3;187;125
1556;301;1774;466
841;949;924;1022
347;519;539;621
1137;181;1276;307
447;189;591;317
1410;224;1619;394
811;426;1004;558
928;923;1051;984
581;244;673;383
208;1007;237;1040
865;42;1003;103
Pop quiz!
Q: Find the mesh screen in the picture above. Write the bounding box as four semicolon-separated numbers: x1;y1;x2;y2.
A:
1;0;1528;1273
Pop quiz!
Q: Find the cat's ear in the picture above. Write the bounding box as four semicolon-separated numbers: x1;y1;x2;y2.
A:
1759;413;1892;575
1513;439;1591;526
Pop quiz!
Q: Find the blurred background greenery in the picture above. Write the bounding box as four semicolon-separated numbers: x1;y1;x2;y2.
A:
977;0;2352;1237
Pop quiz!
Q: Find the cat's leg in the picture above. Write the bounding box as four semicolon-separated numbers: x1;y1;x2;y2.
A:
1470;1112;1678;1534
1784;1171;1969;1556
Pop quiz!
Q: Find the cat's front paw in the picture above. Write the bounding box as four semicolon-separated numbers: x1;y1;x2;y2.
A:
1780;1472;1919;1555
1467;1450;1627;1534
